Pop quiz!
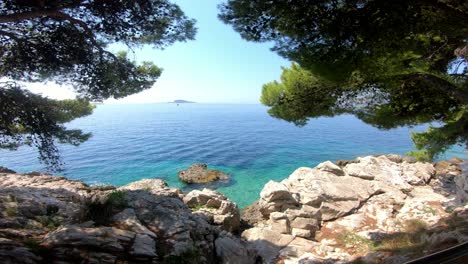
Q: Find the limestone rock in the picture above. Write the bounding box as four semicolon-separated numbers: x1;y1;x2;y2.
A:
0;155;465;264
130;234;157;257
242;227;294;263
215;232;257;264
455;162;468;205
245;155;465;263
119;178;183;198
42;226;135;252
316;161;345;176
178;163;229;183
0;167;16;174
111;208;157;238
184;188;240;232
0;173;89;227
0;238;41;264
290;217;319;232
123;189;216;262
343;156;435;190
259;180;299;216
268;212;291;234
241;201;266;226
279;237;318;259
291;228;312;238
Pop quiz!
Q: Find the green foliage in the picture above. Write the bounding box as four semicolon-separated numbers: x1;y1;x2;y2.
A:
336;220;429;257
0;82;94;169
337;232;374;254
260;64;344;126
220;0;468;159
106;190;128;209
23;238;49;256
35;215;62;229
5;206;17;217
408;109;468;161
0;0;196;169
370;219;428;255
165;248;202;264
85;190;127;225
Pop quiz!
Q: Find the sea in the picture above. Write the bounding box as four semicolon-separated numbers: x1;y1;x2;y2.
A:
1;103;466;207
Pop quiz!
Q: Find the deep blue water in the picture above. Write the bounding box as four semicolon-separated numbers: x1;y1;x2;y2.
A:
1;104;466;207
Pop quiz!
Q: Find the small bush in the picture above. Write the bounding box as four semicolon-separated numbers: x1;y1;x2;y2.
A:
165;248;201;264
23;238;50;256
85;190;127;225
35;215;61;229
107;190;127;209
404;219;428;233
5;206;17;217
372;219;429;254
421;206;437;215
337;232;373;253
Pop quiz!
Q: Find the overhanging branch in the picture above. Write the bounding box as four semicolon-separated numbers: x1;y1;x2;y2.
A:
406;73;468;103
0;9;60;23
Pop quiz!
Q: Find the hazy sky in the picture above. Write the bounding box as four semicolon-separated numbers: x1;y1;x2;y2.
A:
27;0;289;104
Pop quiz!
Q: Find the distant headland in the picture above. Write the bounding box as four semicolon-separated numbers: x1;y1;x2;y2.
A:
170;99;195;103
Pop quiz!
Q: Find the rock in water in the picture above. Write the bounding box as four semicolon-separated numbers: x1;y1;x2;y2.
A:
178;163;229;183
0;167;16;174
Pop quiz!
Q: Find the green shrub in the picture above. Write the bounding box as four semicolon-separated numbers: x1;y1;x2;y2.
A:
336;232;373;253
85;190;127;225
5;206;17;217
107;190;127;209
165;249;201;264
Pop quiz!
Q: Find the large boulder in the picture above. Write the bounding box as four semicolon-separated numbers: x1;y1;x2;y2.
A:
119;178;183;198
0;238;41;264
0;173;90;228
120;189;217;263
178;163;229;183
343;155;435;190
454;161;468;205
242;227;294;263
42;226;136;252
184;188;241;233
215;231;257;264
0;167;16;174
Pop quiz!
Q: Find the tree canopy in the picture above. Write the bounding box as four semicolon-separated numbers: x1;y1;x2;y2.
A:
220;0;468;160
0;0;196;169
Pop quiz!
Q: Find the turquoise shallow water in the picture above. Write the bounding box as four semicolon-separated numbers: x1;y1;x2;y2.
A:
1;104;466;207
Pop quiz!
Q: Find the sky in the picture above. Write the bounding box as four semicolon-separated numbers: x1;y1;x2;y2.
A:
27;0;290;104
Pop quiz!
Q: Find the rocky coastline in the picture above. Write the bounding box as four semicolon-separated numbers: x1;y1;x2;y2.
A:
0;155;467;263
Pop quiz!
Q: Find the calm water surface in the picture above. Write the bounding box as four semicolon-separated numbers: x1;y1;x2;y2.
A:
1;104;466;207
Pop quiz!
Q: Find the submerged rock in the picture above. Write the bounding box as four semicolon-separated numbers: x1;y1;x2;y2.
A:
178;163;229;183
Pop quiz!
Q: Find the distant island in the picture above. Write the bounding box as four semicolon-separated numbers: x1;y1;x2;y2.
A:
170;99;195;103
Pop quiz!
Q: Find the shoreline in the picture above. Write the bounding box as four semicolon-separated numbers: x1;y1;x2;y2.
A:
1;154;467;263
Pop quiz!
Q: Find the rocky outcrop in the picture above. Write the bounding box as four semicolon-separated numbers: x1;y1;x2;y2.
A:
184;188;241;233
1;155;466;264
0;167;15;174
215;231;258;264
0;172;251;264
242;155;467;263
178;163;229;183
